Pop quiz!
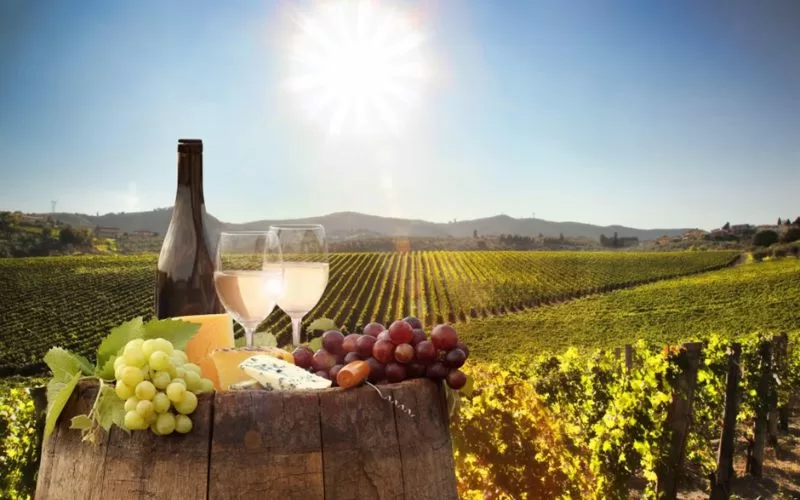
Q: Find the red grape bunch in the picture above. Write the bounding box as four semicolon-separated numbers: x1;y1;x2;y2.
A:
291;316;469;390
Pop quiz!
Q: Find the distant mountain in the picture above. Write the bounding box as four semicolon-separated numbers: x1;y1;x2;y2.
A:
39;209;697;242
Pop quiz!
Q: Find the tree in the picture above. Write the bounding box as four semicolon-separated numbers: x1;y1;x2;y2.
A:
784;218;791;226
752;229;779;247
777;217;782;225
59;226;79;245
722;222;730;230
794;217;800;226
559;233;564;241
59;226;92;246
780;227;800;244
473;229;478;239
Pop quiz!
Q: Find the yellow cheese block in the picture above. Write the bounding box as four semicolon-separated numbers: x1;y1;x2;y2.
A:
173;314;235;389
211;347;295;390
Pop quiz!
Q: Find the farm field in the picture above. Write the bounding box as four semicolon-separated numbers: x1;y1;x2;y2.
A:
458;258;800;362
0;250;738;376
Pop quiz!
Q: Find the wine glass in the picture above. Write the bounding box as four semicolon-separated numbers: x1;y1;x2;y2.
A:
268;224;329;347
214;231;284;348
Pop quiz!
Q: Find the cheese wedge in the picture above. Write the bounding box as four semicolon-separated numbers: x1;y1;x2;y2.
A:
212;346;295;390
174;314;235;389
229;379;272;391
240;355;332;391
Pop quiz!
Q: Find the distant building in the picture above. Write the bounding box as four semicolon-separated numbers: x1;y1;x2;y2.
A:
94;226;120;238
19;214;46;225
131;230;157;237
682;230;707;240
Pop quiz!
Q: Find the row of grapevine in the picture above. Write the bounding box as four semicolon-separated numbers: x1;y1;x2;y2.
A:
453;330;800;498
275;250;738;346
456;258;800;362
0;250;739;375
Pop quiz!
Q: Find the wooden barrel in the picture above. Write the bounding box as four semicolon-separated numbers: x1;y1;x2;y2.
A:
35;378;458;499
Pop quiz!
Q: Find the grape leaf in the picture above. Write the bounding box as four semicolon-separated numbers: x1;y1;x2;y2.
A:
45;370;82;438
444;383;459;418
252;331;277;348
44;347;89;377
234;331;278;348
70;415;92;430
95;384;126;433
96;355;117;381
307;317;337;332
95;317;144;371
74;353;95;376
142;318;201;350
308;337;322;352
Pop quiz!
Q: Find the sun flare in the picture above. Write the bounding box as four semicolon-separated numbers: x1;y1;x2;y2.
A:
283;0;428;136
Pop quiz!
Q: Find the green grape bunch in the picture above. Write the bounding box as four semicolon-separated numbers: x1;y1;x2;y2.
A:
113;338;214;435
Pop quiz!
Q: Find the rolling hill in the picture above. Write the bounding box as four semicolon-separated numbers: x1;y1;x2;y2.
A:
41;209;696;242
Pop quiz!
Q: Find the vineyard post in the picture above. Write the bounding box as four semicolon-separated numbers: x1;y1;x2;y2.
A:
710;343;742;500
767;334;786;446
624;344;633;372
656;342;702;500
746;339;772;477
25;385;48;498
776;333;790;432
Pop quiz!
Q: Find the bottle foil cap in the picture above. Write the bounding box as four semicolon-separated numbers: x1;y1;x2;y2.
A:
178;139;203;153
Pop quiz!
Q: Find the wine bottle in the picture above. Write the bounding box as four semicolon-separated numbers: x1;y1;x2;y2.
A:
154;139;223;318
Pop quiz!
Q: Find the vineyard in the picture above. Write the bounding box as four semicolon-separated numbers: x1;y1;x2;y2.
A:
0;250;739;376
458;258;800;362
2;252;800;498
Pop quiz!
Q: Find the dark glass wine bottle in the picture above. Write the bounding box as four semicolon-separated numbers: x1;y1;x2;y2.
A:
154;139;223;318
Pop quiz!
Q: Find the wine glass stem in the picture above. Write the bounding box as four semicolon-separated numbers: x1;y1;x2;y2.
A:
291;317;303;347
244;326;255;348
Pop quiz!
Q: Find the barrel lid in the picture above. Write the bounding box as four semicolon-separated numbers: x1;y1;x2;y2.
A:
178;139;203;153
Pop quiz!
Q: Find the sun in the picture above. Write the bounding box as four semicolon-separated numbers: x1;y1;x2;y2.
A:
282;0;428;137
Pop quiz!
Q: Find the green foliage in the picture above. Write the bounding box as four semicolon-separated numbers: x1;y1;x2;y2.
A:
0;380;43;500
752;229;779;247
58;226;92;246
751;248;770;262
452;361;594;499
453;330;800;498
780;226;800;244
453;343;678;498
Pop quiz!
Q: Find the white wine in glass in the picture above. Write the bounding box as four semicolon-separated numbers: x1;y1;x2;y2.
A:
214;231;284;348
268;224;329;347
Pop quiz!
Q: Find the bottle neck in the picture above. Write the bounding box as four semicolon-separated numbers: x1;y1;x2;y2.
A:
176;152;205;206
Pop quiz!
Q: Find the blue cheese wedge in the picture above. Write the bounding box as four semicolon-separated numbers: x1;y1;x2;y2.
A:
239;355;332;391
229;379;273;391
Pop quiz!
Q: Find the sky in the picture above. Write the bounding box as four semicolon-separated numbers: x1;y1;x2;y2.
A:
0;0;798;231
